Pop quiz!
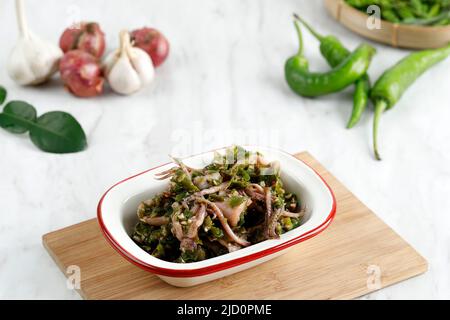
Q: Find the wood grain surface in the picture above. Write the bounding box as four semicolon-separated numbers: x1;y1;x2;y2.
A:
42;152;427;300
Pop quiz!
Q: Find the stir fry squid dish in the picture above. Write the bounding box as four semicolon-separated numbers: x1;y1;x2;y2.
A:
131;146;305;263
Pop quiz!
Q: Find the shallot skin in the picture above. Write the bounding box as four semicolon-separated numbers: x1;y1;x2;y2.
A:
130;27;169;67
59;22;106;58
59;50;104;98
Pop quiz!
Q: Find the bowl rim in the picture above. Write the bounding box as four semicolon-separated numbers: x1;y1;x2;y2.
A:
97;147;337;278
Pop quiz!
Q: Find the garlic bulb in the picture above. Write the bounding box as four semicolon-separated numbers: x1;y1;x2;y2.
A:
103;30;155;95
7;0;63;85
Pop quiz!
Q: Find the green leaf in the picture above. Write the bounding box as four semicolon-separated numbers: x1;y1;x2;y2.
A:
0;86;6;105
29;111;87;153
0;100;37;134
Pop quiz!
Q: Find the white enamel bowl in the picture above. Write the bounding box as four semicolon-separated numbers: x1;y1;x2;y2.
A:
97;146;336;287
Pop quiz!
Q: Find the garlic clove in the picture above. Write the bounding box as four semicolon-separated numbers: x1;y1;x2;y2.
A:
128;47;155;87
107;55;142;95
28;34;62;76
8;0;63;86
103;30;155;95
25;34;62;83
7;41;35;85
102;50;118;77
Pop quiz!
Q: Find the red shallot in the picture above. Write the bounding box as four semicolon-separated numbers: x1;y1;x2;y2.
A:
59;50;104;98
130;27;169;67
59;22;106;58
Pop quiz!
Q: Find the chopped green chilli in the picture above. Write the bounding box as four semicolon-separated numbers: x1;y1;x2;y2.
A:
131;146;305;263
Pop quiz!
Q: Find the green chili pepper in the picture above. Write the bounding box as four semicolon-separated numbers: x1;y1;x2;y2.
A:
282;217;293;231
152;243;165;258
294;14;371;128
435;16;450;25
172;170;199;193
410;0;427;17
346;0;450;25
382;9;401;23
403;9;450;25
428;3;441;18
371;42;450;160
285;20;376;98
395;4;415;20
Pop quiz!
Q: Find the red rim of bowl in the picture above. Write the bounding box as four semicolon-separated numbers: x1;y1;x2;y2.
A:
97;151;337;278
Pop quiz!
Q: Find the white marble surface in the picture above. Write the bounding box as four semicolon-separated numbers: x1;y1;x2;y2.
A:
0;0;449;300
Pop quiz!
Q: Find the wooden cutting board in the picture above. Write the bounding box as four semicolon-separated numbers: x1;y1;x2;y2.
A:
42;152;427;300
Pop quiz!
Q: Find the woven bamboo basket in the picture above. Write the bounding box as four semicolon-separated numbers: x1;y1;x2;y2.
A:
324;0;450;49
